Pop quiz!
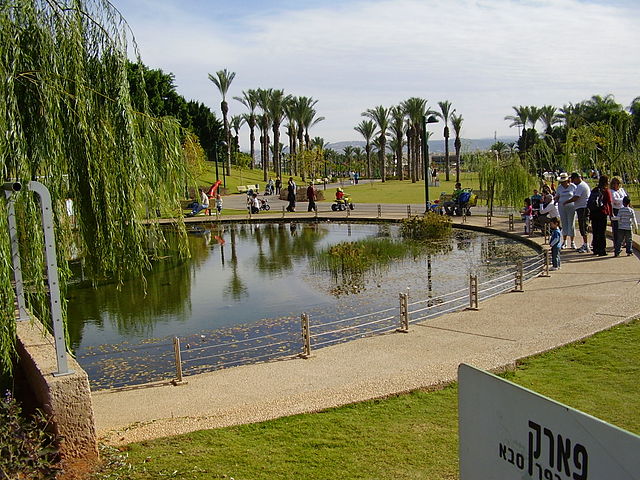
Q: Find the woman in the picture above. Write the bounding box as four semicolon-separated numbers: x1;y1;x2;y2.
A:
590;175;613;256
609;176;627;242
286;177;296;212
554;172;577;249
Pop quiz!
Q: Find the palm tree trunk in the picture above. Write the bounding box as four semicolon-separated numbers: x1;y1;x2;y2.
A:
379;136;386;182
222;100;231;176
455;138;461;183
273;124;280;178
444;129;450;181
249;126;255;169
366;143;371;179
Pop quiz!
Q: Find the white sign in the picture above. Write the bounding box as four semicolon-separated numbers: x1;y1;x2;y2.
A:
458;363;640;480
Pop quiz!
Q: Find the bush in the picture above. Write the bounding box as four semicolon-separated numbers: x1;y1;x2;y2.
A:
400;213;452;241
0;391;59;479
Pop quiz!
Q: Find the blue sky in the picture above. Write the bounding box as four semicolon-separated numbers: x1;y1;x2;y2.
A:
113;0;640;147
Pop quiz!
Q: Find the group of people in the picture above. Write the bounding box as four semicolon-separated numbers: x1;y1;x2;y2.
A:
264;177;282;196
522;173;637;270
186;189;223;217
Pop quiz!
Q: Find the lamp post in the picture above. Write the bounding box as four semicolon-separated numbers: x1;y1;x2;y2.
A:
422;114;439;213
213;141;220;183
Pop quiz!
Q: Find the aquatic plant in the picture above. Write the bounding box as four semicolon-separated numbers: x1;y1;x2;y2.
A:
400;213;452;241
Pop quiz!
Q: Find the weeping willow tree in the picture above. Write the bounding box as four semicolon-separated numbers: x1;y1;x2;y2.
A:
0;0;188;373
478;152;537;214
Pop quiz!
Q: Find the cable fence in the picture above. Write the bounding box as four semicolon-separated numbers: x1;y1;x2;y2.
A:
80;251;547;390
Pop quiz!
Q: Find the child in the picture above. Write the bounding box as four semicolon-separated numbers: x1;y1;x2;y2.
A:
521;197;533;234
613;196;637;257
549;217;562;270
215;194;223;214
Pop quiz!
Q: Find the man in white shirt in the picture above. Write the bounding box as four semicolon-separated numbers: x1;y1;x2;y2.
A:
566;172;591;252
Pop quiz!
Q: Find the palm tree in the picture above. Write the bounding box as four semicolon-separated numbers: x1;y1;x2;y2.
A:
354;119;376;179
230;114;245;154
528;106;542;131
401;97;433;183
264;89;292;179
504;105;530;136
233;89;259;168
539;105;560;135
389;105;406;179
451;113;464;183
436;100;455;181
207;68;236;175
362;106;390;181
343;145;355;177
256;112;270;182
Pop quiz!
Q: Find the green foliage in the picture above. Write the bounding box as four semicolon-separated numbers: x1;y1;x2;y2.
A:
400;213;452;241
0;391;59;479
0;0;189;371
477;152;537;210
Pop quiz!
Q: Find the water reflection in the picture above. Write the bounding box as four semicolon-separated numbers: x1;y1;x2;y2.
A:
67;223;535;355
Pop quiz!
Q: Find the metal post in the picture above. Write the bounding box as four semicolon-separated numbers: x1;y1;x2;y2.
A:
173;337;183;383
543;223;550;244
486;211;492;227
28;181;72;376
541;249;551;277
4;184;29;321
396;292;409;333
462;211;467;223
377;204;381;218
300;313;311;358
314;207;318;219
468;274;479;310
346;205;350;218
513;260;524;292
508;213;514;231
282;206;286;218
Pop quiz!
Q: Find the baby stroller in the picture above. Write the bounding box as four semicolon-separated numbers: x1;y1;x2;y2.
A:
445;189;474;216
260;198;271;211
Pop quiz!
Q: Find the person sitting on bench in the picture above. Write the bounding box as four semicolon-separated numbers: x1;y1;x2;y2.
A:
444;183;464;215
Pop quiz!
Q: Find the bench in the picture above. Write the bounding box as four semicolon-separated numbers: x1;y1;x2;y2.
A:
237;184;259;194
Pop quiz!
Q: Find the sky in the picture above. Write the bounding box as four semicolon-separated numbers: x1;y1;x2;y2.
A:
112;0;640;147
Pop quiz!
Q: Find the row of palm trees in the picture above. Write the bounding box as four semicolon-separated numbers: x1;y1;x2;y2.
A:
208;68;324;182
353;99;464;183
503;94;640;177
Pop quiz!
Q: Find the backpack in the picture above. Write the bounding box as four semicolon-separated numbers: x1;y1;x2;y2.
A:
458;191;472;204
587;187;603;213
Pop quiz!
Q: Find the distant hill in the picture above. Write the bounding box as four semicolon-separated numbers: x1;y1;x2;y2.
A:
327;137;518;154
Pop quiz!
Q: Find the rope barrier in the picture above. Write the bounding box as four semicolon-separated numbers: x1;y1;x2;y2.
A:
313;314;396;338
308;305;397;329
182;338;294;364
312;323;397;348
183;328;294;353
409;292;468;314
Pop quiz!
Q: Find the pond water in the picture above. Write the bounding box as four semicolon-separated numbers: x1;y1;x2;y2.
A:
67;222;538;389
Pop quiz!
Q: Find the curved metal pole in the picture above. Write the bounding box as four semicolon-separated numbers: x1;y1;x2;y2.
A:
28;181;72;376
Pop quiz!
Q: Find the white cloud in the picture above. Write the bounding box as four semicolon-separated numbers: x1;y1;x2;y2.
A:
114;0;640;145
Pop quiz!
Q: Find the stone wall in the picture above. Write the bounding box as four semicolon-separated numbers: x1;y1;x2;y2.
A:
15;320;99;477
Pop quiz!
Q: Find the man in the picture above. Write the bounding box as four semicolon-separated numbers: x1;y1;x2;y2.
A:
307;182;317;212
565;172;591;252
444;182;463;215
187;188;209;217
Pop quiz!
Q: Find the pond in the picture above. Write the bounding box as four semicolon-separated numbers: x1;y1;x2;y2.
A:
67;222;539;390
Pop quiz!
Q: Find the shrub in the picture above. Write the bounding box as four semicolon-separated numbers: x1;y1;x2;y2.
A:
400;213;452;241
0;391;59;479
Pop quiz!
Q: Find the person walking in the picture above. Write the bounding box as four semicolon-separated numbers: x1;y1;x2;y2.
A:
306;182;317;212
275;176;282;196
565;172;591;252
286;177;297;212
589;175;613;256
554;173;577;249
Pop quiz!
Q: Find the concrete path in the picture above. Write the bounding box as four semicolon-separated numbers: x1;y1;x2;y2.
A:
93;213;640;445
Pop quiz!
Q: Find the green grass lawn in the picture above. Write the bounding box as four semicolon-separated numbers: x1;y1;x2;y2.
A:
96;320;640;480
327;172;481;204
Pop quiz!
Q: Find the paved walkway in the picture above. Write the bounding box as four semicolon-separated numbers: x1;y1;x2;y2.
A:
93;213;640;445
